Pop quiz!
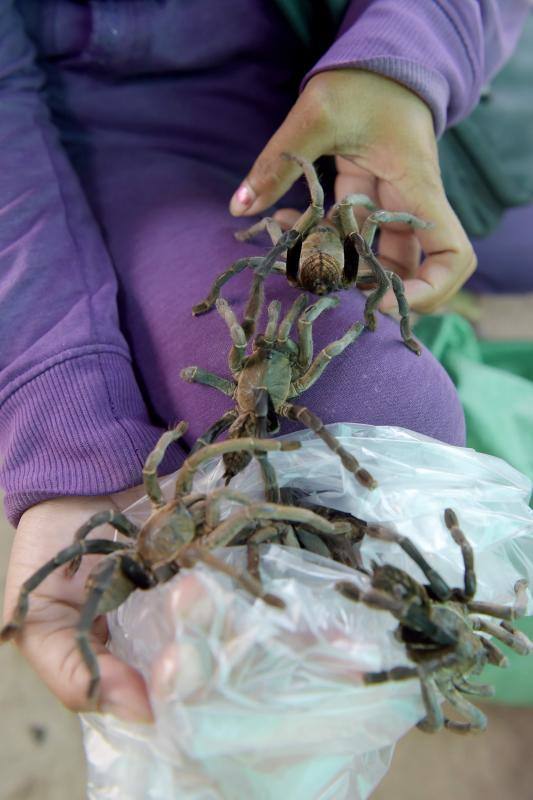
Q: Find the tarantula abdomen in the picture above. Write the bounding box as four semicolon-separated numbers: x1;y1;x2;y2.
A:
298;253;342;295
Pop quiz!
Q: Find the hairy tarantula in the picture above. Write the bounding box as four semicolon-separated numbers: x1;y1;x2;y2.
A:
1;425;348;699
277;486;367;572
181;292;376;493
336;509;532;733
193;153;431;355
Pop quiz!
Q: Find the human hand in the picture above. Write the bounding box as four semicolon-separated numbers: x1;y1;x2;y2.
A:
229;69;476;313
1;489;152;723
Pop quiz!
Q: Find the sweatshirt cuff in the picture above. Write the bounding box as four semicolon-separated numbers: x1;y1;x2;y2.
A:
302;0;483;137
0;352;186;526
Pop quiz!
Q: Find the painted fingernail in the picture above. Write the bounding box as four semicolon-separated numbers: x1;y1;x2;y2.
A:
230;183;256;215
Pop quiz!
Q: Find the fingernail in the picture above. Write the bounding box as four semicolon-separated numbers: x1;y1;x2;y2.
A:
230;183;256;216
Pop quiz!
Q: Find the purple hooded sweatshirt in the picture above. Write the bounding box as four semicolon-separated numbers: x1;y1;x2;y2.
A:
0;0;529;525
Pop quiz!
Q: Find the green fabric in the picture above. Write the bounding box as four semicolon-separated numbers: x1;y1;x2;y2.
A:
274;2;533;238
414;314;533;483
414;314;533;705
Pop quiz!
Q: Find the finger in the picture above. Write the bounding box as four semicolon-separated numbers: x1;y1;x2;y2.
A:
383;176;476;313
3;496;153;722
272;208;302;229
334;156;377;203
229;92;332;216
16;611;153;722
377;228;422;284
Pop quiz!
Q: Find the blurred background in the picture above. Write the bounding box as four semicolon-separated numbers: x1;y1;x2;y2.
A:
1;292;532;800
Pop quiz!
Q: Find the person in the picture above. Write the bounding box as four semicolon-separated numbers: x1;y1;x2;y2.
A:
1;0;529;723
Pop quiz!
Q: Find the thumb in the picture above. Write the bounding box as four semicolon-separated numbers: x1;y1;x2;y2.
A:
229;89;332;217
17;618;154;723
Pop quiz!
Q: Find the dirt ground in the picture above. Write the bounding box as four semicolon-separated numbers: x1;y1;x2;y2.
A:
1;294;532;800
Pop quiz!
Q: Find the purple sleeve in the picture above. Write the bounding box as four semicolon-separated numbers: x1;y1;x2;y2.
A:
303;1;531;136
0;3;183;526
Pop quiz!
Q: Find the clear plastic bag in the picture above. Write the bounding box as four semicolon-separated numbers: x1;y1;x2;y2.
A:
81;423;533;800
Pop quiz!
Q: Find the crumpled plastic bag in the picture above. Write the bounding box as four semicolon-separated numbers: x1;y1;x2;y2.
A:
81;423;533;800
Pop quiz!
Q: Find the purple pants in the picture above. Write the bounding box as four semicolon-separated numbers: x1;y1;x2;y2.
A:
36;0;465;450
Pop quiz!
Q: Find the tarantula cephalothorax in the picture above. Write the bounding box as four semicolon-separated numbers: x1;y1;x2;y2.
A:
336;509;533;734
192;153;432;355
1;425;350;699
181;292;376;492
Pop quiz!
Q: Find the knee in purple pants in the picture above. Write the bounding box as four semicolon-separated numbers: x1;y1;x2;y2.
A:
84;152;465;448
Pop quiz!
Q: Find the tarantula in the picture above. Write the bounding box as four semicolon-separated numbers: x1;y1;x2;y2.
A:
277;486;367;571
336;509;532;734
192;153;431;355
1;425;348;699
181;292;376;493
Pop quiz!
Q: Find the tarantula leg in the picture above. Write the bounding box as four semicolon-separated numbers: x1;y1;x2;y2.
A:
364;524;452;601
242;272;265;340
253;228;300;280
0;540;129;642
247;541;261;583
341;194;378;213
256;454;280;503
355;235;420;354
250;386;281;503
336;581;404;614
444;509;476;600
280;153;325;235
76;557;125;700
285;234;303;284
67;510;140;577
280;403;377;490
191;256;264;316
179;546;285;609
277;293;309;345
440;684;488;734
180;366;235;397
471;616;532;656
201;487;252;531
235;217;284;244
350;233;391;331
480;636;509;668
363;665;419;684
342;234;359;285
467;579;529;621
254;386;279;436
360;210;432;249
264;300;282;345
201;501;345;550
416;675;445;733
332;199;359;239
290;319;364;395
143;422;189;508
329;200;362;285
216;298;248;373
279;524;301;548
320;534;365;571
295;294;337;371
453;677;495;697
174;437;301;496
191;410;239;454
499;620;533;654
389;272;422;355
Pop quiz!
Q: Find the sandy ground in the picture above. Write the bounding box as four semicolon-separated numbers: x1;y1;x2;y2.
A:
1;294;532;799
